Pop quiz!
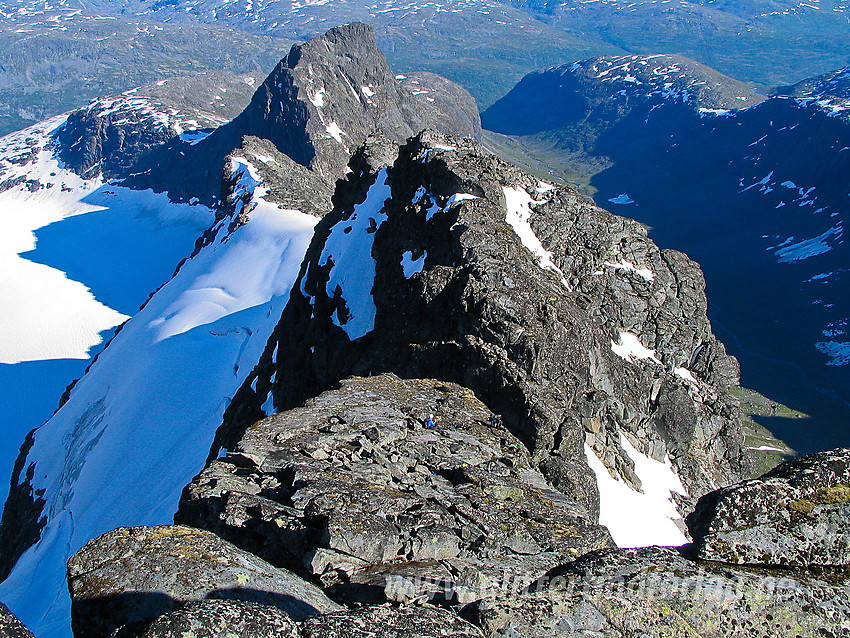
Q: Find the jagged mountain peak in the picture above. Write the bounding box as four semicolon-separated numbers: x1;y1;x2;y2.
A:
227;21;479;180
117;22;480;204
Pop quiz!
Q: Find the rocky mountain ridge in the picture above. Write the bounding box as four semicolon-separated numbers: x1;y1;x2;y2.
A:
0;19;846;638
0;23;480;637
217;128;749;525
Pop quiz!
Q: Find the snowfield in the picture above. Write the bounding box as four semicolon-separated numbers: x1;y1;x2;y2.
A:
585;435;689;548
0;139;317;637
0;117;213;509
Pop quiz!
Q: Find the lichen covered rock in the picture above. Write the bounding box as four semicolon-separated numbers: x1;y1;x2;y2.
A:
300;605;483;637
477;546;850;637
136;600;300;638
688;447;850;567
67;525;340;638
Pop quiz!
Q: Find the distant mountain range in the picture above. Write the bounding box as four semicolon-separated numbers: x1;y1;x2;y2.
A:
3;0;850;137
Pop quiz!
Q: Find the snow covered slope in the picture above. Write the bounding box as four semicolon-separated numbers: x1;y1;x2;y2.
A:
0;115;213;507
0;149;317;637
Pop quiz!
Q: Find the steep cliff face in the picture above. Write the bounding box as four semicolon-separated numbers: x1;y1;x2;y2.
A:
483;57;850;452
217;130;750;542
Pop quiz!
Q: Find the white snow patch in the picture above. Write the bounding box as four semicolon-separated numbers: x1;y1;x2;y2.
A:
401;250;426;278
748;445;786;453
807;272;833;282
309;87;325;107
674;367;697;384
178;130;211;145
360;85;375;104
325;121;345;143
608;193;634;205
502;186;569;289
585;435;688;548
446;192;477;206
816;340;850;366
604;259;654;282
698;107;730;116
318;168;391;340
611;331;661;364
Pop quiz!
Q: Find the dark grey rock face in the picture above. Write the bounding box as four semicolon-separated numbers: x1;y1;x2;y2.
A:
0;601;35;638
67;525;341;638
476;546;850;637
687;447;850;567
397;72;483;141
136;600;300;638
177;374;612;606
225;137;335;218
218;129;749;524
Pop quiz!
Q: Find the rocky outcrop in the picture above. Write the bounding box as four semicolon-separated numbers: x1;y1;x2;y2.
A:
688;447;850;567
217;129;749;524
0;602;35;638
135;602;483;638
135;600;300;638
476;545;850;637
67;525;341;638
68;449;850;638
55;72;258;179
187;135;337;257
224;136;336;219
177;374;612;605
